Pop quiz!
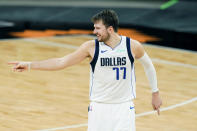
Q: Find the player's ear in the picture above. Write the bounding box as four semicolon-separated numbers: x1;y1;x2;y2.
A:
107;26;114;33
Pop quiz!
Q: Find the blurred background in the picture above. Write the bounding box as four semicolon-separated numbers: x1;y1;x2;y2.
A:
0;0;197;50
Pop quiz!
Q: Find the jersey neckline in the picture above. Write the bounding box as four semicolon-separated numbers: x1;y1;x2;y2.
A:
103;35;122;50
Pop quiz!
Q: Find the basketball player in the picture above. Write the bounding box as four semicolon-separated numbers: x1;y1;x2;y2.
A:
8;9;162;131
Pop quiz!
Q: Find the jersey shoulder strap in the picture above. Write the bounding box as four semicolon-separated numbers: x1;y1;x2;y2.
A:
90;39;99;73
126;37;134;63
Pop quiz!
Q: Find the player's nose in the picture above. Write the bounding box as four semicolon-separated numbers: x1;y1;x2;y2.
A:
93;29;97;34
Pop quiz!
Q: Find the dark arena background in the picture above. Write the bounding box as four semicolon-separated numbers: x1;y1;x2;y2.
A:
1;0;197;50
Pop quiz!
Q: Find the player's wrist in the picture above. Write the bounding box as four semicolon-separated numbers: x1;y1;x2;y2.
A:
152;91;159;96
152;88;159;93
27;62;32;70
21;61;32;71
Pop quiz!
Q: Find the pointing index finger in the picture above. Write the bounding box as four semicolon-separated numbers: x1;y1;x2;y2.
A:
8;61;19;65
157;108;160;115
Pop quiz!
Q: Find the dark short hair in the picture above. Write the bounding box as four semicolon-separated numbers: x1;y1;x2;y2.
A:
91;9;119;32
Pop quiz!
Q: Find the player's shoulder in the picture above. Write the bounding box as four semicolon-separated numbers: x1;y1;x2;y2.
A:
82;40;95;46
121;36;144;57
84;40;95;45
128;38;145;59
129;38;143;49
80;40;96;58
78;40;96;56
124;36;140;45
81;40;96;49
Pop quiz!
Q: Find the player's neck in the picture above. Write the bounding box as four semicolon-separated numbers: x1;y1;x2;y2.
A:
105;33;121;49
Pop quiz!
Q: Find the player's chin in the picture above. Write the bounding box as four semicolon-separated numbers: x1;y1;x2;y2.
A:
97;37;103;42
96;36;100;40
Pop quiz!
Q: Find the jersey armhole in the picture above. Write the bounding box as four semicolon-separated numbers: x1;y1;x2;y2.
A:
90;39;99;73
126;37;134;63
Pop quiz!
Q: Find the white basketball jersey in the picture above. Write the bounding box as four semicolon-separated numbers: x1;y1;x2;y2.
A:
89;36;136;103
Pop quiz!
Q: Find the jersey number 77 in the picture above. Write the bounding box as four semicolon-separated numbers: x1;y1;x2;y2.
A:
113;67;126;80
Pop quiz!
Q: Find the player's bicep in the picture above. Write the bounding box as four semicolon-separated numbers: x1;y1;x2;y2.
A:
60;41;91;68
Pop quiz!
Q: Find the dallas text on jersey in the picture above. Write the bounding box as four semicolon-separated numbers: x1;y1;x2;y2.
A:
100;57;126;66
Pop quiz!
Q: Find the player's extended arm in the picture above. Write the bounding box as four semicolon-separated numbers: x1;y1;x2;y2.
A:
132;39;162;115
8;41;92;72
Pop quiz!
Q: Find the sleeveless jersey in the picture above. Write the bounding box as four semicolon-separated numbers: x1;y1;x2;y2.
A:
89;36;136;103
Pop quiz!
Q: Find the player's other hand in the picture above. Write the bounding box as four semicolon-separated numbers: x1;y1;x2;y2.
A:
8;61;31;72
152;91;162;115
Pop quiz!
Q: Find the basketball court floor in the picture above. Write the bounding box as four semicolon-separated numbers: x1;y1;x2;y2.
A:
0;35;196;131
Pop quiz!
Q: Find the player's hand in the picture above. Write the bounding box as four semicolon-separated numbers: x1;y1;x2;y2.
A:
8;61;32;72
152;91;162;115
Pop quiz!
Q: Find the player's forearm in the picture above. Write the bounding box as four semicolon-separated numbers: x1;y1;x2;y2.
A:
138;53;159;92
31;58;66;71
144;66;158;92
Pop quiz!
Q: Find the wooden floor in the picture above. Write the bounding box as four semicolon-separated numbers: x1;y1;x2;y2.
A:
1;35;197;131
